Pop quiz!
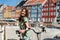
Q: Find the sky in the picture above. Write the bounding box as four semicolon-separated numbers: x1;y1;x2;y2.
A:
0;0;22;6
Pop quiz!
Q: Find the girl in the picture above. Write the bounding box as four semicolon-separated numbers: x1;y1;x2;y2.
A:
19;7;31;40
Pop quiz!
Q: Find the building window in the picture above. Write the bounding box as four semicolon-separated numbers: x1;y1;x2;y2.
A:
30;5;42;22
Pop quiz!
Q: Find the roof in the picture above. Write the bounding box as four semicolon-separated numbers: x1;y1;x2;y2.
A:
52;0;57;3
23;0;57;6
23;0;47;6
7;6;15;10
23;0;41;6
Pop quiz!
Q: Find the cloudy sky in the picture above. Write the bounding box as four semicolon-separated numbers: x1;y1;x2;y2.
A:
0;0;22;6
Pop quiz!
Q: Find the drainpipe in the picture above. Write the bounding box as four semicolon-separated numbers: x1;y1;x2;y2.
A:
48;0;50;23
37;4;38;22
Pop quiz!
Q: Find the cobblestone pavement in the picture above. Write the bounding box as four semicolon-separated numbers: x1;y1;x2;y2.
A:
0;26;60;40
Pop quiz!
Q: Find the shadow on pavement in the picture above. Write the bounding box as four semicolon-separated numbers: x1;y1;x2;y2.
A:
44;38;60;40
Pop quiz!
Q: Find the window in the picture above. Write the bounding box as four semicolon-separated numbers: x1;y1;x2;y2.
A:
43;18;45;22
30;5;42;22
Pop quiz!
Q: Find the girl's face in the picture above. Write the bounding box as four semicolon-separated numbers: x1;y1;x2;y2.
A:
21;9;26;16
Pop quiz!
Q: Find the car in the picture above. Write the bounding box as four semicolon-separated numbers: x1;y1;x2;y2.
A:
5;19;17;22
0;19;17;26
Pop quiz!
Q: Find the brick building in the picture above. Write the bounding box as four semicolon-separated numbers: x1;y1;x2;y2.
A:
42;0;57;24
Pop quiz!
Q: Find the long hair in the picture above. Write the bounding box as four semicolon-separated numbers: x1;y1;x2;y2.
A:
19;7;28;22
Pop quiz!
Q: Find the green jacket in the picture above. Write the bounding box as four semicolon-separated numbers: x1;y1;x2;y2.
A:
20;17;28;30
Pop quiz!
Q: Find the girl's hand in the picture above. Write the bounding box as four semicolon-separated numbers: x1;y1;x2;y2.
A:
20;30;26;33
26;27;33;30
28;27;33;29
26;28;28;30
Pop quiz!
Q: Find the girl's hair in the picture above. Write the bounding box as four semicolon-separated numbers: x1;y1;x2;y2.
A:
19;7;28;22
21;7;28;17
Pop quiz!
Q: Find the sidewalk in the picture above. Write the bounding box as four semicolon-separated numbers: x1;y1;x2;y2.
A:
0;26;4;40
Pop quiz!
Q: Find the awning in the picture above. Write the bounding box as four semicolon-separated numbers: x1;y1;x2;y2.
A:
16;0;28;7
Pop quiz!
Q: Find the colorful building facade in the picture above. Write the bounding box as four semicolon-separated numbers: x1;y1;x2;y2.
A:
42;0;57;23
23;0;44;22
0;4;3;19
0;4;21;19
4;6;15;18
